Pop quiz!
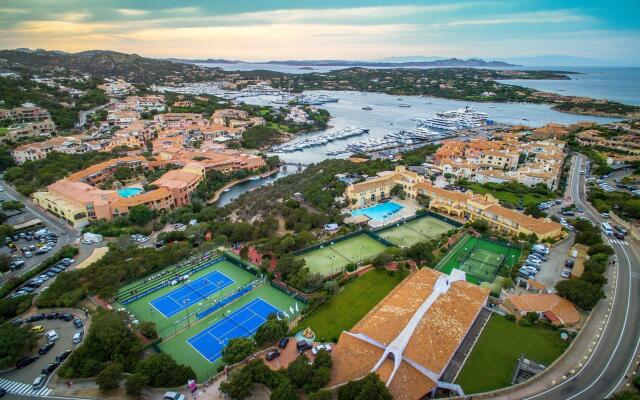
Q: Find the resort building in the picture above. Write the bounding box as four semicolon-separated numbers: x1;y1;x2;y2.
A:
344;167;562;240
0;104;51;123
33;156;204;227
576;129;640;155
345;166;425;207
11;136;88;164
97;79;134;96
329;267;489;400
106;110;139;128
502;293;581;327
415;183;562;240
2;119;57;141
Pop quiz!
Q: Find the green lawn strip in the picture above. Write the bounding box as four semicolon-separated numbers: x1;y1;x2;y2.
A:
123;260;255;334
295;269;405;342
330;234;388;263
299;246;350;276
456;315;568;394
464;183;553;207
377;225;425;247
159;284;303;381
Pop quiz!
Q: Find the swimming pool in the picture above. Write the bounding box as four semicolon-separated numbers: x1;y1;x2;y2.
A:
351;202;404;221
117;187;143;198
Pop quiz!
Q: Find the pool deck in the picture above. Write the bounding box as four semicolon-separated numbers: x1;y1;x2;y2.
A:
345;198;419;228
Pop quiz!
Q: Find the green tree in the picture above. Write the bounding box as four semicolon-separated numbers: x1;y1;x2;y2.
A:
128;205;155;226
125;373;148;397
136;353;195;387
286;355;314;388
309;390;333;400
222;338;256;365
58;310;139;378
96;362;122;392
313;350;333;369
138;321;158;340
1;200;23;211
372;252;393;269
270;381;300;400
0;324;36;368
220;368;254;400
254;315;288;346
405;241;435;266
555;279;604;310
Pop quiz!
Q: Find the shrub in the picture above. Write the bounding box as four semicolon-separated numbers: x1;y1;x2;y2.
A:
136;353;195;388
96;362;122;392
125;373;148;397
222;338;256;365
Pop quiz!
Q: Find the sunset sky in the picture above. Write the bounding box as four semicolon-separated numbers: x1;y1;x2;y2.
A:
1;0;638;63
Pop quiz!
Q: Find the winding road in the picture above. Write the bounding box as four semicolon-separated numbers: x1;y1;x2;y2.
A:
517;154;640;400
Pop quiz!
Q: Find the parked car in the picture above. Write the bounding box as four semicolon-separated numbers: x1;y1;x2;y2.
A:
41;361;60;375
278;337;290;349
615;225;628;235
163;392;186;400
601;212;609;218
46;312;60;320
72;331;84;344
265;349;281;361
296;340;312;353
561;269;572;278
45;330;59;342
55;350;72;363
32;374;47;390
30;325;44;334
312;344;332;355
73;319;84;329
39;342;55;355
614;231;625;240
26;313;45;323
60;313;74;321
16;355;38;369
565;259;575;268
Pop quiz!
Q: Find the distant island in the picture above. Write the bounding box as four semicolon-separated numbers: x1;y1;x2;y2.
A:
171;57;518;68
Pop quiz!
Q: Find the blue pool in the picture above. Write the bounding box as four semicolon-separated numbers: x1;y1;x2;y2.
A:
117;187;143;198
351;202;404;221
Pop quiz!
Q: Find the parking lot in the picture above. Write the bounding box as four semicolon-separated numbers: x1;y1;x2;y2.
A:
0;310;87;395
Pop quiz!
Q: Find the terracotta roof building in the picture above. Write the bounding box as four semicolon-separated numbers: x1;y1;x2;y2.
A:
329;268;489;400
503;293;581;327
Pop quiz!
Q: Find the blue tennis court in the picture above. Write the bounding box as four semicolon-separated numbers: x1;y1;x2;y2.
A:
188;298;281;362
150;271;234;318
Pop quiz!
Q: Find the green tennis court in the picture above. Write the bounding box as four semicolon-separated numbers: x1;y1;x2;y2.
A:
117;259;255;335
435;234;521;285
159;284;303;380
377;216;455;247
297;233;389;276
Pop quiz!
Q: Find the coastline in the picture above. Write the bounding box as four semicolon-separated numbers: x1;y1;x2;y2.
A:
207;167;280;204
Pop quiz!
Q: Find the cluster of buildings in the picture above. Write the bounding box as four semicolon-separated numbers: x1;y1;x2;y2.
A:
32;156;204;228
0;104;56;141
345;166;562;240
32;76;86;97
576;128;640;160
434;135;566;190
97;79;135;97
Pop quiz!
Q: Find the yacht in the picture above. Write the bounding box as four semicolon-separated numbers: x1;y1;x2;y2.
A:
398;103;411;108
362;106;373;110
417;106;488;131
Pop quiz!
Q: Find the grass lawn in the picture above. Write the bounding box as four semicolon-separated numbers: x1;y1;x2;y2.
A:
294;269;406;342
456;315;569;394
463;183;554;207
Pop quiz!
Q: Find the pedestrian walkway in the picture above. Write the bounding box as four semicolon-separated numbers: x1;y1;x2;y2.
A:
0;377;51;396
608;239;629;246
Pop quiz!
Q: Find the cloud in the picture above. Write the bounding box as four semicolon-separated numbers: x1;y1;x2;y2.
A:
56;12;91;23
0;7;28;14
433;10;590;27
117;9;149;17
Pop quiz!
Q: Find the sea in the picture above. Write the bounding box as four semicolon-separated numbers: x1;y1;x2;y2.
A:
205;63;639;205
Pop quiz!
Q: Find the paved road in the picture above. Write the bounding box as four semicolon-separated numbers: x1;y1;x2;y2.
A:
0;180;78;281
525;154;640;399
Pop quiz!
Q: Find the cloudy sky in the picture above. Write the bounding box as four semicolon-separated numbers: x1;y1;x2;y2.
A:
1;0;638;63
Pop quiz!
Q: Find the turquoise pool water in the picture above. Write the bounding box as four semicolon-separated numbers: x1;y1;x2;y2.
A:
351;202;404;221
118;187;143;198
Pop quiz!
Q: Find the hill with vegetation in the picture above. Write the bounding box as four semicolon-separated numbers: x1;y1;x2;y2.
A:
0;49;223;84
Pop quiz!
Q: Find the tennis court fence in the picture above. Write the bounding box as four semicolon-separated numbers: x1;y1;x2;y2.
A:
118;251;223;305
196;279;261;320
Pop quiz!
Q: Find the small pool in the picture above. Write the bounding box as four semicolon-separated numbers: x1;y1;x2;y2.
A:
117;187;143;198
351;201;404;221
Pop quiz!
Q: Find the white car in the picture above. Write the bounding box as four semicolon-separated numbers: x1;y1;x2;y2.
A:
312;343;332;355
39;274;50;281
561;269;572;278
81;239;93;245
